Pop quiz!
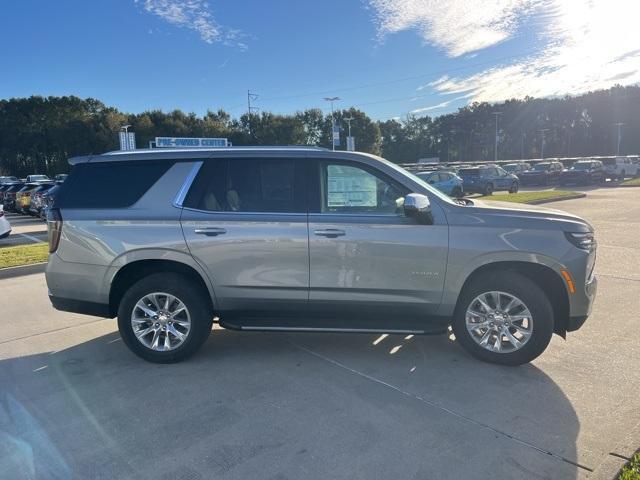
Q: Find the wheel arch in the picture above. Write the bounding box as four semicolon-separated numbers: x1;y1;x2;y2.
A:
108;258;215;318
453;261;570;337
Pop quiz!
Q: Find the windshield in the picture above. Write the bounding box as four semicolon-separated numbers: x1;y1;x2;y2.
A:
384;158;457;205
532;163;551;171
571;162;592;170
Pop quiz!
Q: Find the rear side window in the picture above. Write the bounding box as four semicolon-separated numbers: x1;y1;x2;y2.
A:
57;161;173;209
184;158;306;213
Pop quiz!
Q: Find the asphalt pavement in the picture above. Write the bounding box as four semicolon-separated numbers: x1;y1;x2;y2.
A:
0;186;638;479
0;212;47;247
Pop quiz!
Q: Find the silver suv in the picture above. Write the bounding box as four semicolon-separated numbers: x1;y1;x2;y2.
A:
46;147;597;365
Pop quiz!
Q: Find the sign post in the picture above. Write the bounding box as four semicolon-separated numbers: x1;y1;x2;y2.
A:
346;136;355;151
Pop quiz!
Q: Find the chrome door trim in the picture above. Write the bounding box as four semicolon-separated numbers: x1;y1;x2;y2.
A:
173;161;204;208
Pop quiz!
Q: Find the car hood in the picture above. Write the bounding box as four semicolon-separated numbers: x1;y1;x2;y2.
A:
468;199;592;230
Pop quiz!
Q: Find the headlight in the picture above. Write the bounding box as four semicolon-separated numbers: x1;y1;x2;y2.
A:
565;231;596;251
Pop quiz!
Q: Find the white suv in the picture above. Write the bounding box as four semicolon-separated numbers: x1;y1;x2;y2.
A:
602;157;639;180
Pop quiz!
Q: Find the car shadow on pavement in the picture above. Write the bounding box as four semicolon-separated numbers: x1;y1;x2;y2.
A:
0;328;581;480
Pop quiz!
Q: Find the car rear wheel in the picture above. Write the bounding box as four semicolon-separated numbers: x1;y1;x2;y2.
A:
484;183;494;196
452;272;554;366
509;182;519;193
451;186;463;198
118;273;213;363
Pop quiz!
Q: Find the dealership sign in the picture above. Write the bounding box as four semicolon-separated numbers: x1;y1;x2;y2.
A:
155;137;230;148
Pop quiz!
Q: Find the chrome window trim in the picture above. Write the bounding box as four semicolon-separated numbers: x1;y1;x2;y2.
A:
180;206;405;219
173;161;204;208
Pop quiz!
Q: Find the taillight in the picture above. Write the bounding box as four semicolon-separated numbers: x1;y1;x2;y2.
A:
47;208;63;253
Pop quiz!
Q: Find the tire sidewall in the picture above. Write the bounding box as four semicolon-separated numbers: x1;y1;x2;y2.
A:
118;273;213;363
452;272;554;366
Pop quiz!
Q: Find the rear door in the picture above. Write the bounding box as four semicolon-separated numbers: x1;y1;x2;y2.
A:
181;157;309;324
307;158;448;331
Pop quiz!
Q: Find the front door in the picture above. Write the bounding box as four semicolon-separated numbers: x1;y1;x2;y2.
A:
180;157;309;325
307;159;449;332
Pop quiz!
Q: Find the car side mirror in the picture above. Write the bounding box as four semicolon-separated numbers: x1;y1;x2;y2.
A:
404;193;433;225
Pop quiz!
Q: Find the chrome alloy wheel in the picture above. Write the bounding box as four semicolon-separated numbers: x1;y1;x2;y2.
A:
465;291;533;353
130;292;191;351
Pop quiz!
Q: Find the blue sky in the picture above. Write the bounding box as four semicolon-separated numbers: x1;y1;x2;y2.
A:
2;0;639;120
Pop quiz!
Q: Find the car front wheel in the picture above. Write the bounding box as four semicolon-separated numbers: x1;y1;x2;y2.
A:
452;272;554;366
118;273;213;363
509;182;519;193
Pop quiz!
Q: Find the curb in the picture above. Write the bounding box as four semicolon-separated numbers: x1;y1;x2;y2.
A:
0;262;46;280
525;193;587;205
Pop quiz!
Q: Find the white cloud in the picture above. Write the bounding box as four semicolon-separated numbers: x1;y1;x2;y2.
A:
136;0;245;48
410;100;452;114
368;0;539;57
368;0;640;103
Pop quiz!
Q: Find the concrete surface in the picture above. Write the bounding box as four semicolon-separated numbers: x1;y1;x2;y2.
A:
0;213;47;247
0;187;638;480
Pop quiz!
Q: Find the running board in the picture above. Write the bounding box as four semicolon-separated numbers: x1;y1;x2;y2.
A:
234;325;446;335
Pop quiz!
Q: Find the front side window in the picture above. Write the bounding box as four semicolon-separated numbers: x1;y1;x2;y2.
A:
185;158;306;213
318;162;407;214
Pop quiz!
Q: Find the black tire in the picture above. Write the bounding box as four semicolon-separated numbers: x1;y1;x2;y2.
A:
619;170;626;181
509;182;519;194
451;271;554;366
117;273;214;363
484;183;494;196
451;186;463;198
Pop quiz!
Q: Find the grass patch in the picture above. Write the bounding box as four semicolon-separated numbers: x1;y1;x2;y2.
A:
621;177;640;186
618;452;640;480
477;190;581;204
0;243;49;269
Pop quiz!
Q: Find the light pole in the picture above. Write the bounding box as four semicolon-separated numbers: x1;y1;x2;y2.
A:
492;112;503;162
323;97;340;151
120;124;131;133
615;122;625;156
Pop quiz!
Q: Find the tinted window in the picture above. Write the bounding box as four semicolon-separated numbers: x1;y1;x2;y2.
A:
317;161;407;214
185;158;306;213
57;161;173;209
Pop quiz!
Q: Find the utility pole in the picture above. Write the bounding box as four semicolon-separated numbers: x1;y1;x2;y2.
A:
323;97;340;151
521;132;526;159
247;90;259;115
492;112;503;162
539;129;548;159
615;122;625;156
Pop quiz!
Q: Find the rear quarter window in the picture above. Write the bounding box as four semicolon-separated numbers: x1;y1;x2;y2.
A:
57;161;174;209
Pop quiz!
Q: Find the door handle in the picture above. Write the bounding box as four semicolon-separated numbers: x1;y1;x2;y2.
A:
314;229;346;238
194;227;227;236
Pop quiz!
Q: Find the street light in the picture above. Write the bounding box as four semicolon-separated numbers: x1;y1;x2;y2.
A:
492;112;503;162
120;124;131;133
615;122;625;156
323;97;340;151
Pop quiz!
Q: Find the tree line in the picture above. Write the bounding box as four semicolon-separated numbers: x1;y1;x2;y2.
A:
1;84;639;176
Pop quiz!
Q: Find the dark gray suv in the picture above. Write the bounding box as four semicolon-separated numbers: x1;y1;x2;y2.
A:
46;147;597;365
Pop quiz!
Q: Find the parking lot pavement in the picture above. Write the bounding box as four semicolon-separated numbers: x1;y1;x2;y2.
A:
0;213;47;247
0;187;638;480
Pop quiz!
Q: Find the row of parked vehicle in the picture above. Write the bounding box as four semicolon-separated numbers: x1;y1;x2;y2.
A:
0;174;67;223
412;156;639;197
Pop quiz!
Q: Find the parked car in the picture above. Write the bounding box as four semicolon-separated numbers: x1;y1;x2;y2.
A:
0;206;10;239
0;176;19;185
46;146;597;366
0;183;18;203
502;162;531;175
16;182;52;214
26;174;51;183
28;183;56;216
2;182;26;212
519;161;564;185
458;165;519;195
559;160;605;186
601;157;639;180
40;185;61;220
416;170;464;197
